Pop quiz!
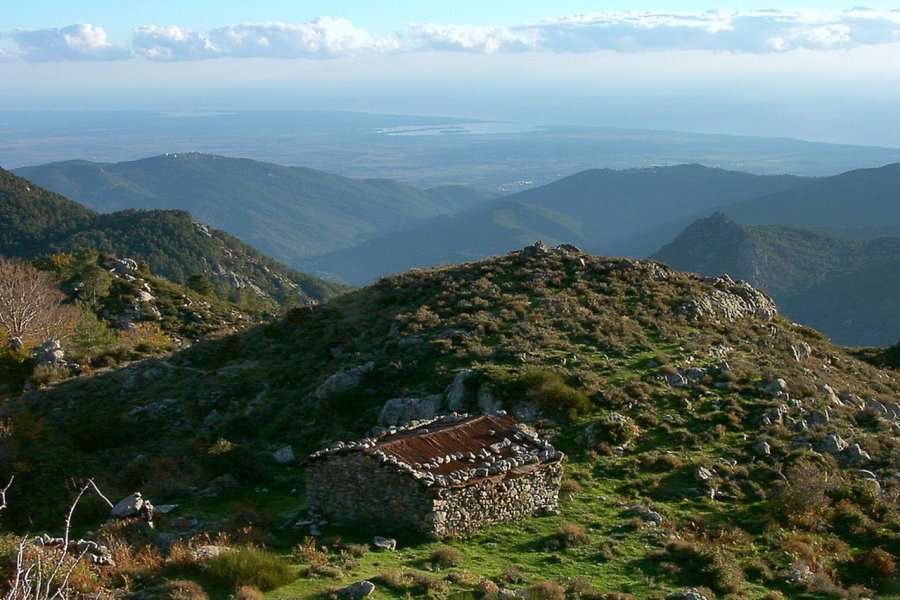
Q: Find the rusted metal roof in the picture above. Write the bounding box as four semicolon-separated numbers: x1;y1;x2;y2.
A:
371;414;549;476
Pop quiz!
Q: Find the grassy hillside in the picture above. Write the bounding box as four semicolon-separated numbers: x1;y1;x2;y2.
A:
15;154;494;265
1;245;897;598
653;213;900;345
0;167;345;312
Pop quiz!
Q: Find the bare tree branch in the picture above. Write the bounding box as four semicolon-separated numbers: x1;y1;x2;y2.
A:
0;257;78;348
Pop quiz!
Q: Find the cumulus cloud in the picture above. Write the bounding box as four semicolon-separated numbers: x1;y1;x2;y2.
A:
133;17;398;61
523;8;900;53
11;23;130;61
4;10;900;62
132;25;218;61
209;17;399;58
406;23;536;53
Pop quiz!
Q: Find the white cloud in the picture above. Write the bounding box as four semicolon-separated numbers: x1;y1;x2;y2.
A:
209;18;399;58
11;24;130;61
4;10;900;63
133;17;398;61
406;23;537;53
132;25;219;61
524;8;900;53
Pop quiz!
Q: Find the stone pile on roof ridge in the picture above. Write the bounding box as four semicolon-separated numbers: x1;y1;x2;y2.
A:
310;412;564;489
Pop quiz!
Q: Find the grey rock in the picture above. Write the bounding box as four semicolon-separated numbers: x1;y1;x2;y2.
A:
379;395;442;426
372;536;396;551
754;440;771;456
765;378;788;396
667;589;712;600
478;384;501;415
847;443;872;465
111;493;144;519
444;369;472;412
678;278;777;322
314;361;374;400
273;446;295;465
821;433;848;455
338;581;375;599
31;339;66;366
789;342;812;362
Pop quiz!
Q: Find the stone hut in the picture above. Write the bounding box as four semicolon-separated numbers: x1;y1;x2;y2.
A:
306;413;564;538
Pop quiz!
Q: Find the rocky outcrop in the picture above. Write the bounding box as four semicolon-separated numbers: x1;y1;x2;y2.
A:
678;275;777;322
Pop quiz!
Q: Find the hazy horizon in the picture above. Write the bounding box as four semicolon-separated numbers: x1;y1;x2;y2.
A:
2;2;899;148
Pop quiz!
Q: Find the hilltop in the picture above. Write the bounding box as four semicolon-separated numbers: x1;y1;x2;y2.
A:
0;167;345;312
2;244;898;598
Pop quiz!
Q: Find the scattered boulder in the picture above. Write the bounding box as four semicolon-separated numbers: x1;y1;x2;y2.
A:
754;440;771;456
313;362;374;400
110;492;154;523
31;340;66;366
338;581;375;599
789;341;812;362
765;378;788;397
445;369;472;412
628;505;663;526
373;536;396;551
847;443;872;466
273;446;295;465
821;434;848;455
667;589;712;600
477;384;501;415
379;395;442;426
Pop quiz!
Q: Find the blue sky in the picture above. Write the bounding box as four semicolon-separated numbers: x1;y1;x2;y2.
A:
2;3;899;146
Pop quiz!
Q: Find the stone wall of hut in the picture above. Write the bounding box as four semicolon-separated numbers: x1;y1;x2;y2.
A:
427;462;563;538
306;453;434;533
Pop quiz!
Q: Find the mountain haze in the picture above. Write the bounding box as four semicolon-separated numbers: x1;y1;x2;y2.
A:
305;165;810;284
15;153;494;266
654;213;900;345
0;167;343;309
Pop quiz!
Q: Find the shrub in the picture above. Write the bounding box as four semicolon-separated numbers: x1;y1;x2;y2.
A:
559;477;583;496
166;579;209;600
640;452;683;472
846;548;897;587
589;413;640;447
233;585;263;600
514;367;591;419
205;547;295;591
552;523;590;549
475;578;500;598
527;580;565;600
501;565;526;584
656;539;745;594
429;545;462;568
769;461;832;527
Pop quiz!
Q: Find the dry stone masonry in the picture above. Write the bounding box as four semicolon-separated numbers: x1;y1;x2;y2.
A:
307;413;564;538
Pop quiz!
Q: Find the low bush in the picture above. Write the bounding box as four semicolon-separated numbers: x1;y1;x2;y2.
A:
527;580;565;600
205;546;295;591
549;523;590;550
429;545;462;568
655;539;745;595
